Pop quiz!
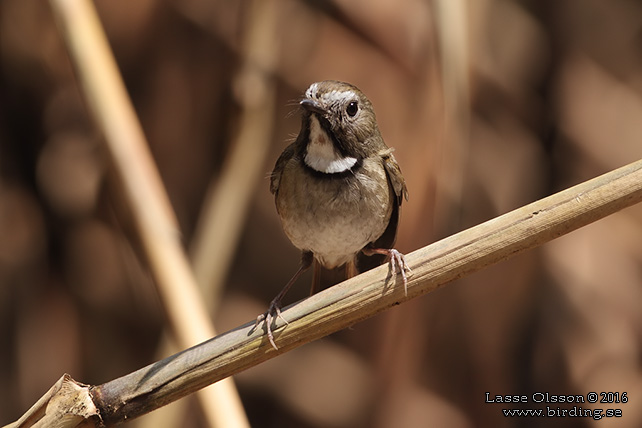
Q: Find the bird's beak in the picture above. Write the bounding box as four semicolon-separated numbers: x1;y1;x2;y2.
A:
300;98;327;116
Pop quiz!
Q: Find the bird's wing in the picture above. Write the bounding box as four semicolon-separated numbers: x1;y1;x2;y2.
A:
356;148;408;272
380;148;408;205
270;143;296;195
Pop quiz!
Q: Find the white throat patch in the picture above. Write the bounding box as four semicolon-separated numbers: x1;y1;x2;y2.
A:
304;116;357;174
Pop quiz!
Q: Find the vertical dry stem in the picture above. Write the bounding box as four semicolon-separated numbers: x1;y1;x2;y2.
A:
48;0;249;426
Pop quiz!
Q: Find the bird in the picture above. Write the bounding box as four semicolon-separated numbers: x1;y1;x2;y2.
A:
258;80;410;350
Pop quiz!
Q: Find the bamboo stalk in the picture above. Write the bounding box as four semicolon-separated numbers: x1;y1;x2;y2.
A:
92;157;642;424
7;157;642;426
433;0;471;222
47;0;249;427
190;0;279;311
140;0;279;424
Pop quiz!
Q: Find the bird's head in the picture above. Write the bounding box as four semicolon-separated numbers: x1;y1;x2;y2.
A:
298;80;382;174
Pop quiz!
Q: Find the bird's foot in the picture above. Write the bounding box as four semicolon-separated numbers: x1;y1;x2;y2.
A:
387;249;412;296
255;252;312;350
363;247;412;295
255;297;289;350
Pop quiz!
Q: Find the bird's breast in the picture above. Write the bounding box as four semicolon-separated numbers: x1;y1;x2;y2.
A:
275;156;393;269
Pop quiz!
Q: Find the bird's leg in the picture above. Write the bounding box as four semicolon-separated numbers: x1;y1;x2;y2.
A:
256;251;313;350
309;259;322;296
361;247;412;295
345;259;358;279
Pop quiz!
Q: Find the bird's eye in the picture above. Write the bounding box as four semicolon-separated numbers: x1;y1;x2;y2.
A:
346;101;358;117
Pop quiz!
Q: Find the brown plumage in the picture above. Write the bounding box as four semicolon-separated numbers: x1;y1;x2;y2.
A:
258;80;410;349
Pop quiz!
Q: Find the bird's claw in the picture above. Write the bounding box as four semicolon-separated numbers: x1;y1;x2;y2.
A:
255;299;288;350
387;249;412;296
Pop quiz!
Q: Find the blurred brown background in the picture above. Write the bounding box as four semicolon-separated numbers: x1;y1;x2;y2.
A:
2;0;642;426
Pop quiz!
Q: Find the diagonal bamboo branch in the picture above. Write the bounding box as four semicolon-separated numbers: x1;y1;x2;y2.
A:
5;158;642;426
36;157;639;426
